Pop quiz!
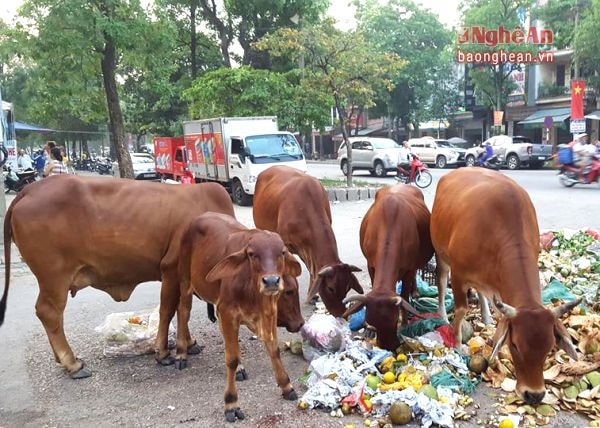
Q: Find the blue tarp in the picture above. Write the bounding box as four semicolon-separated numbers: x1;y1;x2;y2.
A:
14;121;53;132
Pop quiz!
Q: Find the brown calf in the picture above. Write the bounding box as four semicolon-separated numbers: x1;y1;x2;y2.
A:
253;166;363;317
431;168;580;404
173;213;303;422
343;185;434;351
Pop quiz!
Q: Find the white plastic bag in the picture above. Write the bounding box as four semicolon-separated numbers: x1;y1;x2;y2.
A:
94;306;175;357
300;314;351;361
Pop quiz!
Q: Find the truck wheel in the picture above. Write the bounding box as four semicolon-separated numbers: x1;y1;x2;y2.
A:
232;179;253;206
341;160;349;176
373;160;385;177
506;154;520;170
436;155;447;169
465;155;476;167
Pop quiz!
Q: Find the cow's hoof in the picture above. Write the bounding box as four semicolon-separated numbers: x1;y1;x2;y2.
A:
283;389;297;401
224;408;245;422
157;355;175;366
187;342;204;355
70;366;92;379
235;368;248;381
175;359;187;370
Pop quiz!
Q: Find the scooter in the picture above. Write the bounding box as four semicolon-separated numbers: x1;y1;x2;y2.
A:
558;154;600;188
478;153;501;170
96;158;114;175
394;154;433;188
4;166;38;194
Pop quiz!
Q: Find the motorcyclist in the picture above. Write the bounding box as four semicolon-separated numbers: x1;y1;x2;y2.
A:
571;133;596;182
479;141;494;167
396;141;412;179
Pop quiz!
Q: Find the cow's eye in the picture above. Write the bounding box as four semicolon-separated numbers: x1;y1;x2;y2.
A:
510;343;519;355
247;251;255;258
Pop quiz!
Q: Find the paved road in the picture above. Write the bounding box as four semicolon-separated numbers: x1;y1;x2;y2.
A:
0;167;596;427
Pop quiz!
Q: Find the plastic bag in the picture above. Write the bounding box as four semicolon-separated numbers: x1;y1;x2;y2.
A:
301;314;351;361
94;306;175;357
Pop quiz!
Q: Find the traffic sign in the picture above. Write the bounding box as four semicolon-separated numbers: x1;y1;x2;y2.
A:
544;116;553;128
569;119;586;133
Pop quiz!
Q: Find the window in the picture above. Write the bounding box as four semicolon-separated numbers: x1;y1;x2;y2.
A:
352;141;363;150
175;149;183;162
231;138;245;156
556;65;565;87
363;142;373;150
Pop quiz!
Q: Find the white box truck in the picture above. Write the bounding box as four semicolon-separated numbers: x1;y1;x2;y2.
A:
183;116;307;205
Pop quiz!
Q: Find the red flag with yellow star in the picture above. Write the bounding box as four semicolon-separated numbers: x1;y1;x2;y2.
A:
571;80;585;120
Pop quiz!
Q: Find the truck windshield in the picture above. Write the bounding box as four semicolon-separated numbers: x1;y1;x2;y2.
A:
245;134;304;163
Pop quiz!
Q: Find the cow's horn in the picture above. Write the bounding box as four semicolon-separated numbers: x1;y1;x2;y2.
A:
493;295;517;318
343;294;367;305
552;298;583;318
318;266;335;277
392;296;422;318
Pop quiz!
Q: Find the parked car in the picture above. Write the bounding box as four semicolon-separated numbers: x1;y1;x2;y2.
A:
337;137;402;177
407;137;466;168
464;135;553;170
131;152;158;179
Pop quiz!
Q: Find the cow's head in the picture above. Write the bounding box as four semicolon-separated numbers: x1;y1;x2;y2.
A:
306;263;364;317
206;231;302;297
492;297;581;405
277;275;304;332
342;292;416;351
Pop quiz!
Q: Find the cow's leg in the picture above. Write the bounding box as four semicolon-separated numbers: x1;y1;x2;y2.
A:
155;276;179;365
451;274;468;346
435;256;450;322
219;316;245;422
174;292;203;369
35;289;90;379
262;331;296;401
399;272;416;326
479;292;493;325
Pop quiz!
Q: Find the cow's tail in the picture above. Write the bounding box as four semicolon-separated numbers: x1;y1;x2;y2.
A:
0;194;18;326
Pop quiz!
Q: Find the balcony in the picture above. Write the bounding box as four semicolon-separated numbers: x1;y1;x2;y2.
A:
538;83;568;98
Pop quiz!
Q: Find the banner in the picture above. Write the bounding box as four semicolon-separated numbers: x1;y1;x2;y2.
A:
571;80;585;120
493;110;504;126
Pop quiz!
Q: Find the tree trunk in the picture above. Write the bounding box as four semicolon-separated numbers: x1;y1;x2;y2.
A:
190;0;198;79
101;35;134;179
198;0;232;68
335;95;352;187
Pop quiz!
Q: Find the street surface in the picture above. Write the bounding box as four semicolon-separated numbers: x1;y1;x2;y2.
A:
0;165;597;427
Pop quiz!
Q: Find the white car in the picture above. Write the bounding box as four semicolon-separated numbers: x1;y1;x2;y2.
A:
407;137;466;168
131;152;158;180
337;137;402;177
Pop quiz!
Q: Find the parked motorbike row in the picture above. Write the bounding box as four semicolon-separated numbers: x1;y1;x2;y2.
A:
74;157;114;175
3;166;38;194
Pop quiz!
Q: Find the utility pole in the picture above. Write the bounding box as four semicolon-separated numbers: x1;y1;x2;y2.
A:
0;85;7;263
574;0;579;79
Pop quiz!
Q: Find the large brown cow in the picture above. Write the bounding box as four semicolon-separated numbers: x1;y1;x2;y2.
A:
253;166;363;317
343;185;434;351
172;212;302;422
0;175;235;378
430;168;580;404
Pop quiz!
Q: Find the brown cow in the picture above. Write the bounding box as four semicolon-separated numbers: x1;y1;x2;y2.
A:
253;166;363;317
0;175;234;378
430;168;580;404
172;212;302;422
343;185;434;351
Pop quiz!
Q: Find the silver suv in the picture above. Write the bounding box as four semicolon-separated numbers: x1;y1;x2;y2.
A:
337;137;402;177
407;137;466;168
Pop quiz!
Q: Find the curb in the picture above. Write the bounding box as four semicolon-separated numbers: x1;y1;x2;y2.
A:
323;186;381;202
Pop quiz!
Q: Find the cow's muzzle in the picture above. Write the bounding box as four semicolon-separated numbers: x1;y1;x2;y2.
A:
523;390;545;405
261;275;282;294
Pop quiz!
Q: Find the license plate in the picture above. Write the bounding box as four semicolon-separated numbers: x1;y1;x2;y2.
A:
536;156;547;160
143;173;155;177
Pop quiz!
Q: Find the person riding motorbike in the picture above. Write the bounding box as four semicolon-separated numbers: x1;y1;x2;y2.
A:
479;141;494;167
396;141;412;179
570;133;596;182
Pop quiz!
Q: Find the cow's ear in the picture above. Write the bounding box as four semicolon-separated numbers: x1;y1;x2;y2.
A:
490;318;509;361
284;250;302;277
206;248;247;282
554;319;579;361
345;264;362;273
349;274;364;294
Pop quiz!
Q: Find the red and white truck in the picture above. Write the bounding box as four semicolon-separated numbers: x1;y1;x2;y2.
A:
153;117;307;205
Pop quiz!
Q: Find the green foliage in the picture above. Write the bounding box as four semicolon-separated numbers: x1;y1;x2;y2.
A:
538;0;591;50
355;0;456;128
574;0;600;91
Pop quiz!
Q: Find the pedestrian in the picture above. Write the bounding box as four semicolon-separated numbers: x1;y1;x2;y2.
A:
44;147;69;177
17;149;34;171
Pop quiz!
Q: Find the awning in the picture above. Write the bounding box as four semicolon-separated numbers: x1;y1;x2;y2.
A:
585;111;600;120
518;108;570;127
14;121;54;132
333;126;386;140
419;120;449;130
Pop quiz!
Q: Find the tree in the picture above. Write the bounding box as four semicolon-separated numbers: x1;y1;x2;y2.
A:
16;0;160;178
257;19;403;186
460;0;535;135
183;66;332;134
355;0;454;133
538;0;591;51
197;0;329;69
573;0;600;91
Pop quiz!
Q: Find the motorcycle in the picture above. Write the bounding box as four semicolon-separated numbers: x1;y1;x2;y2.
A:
558;154;600;188
96;158;114;175
4;166;38;194
394;154;433;188
478;153;501;170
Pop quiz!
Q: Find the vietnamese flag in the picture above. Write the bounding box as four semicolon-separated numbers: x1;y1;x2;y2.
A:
571;80;585;120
